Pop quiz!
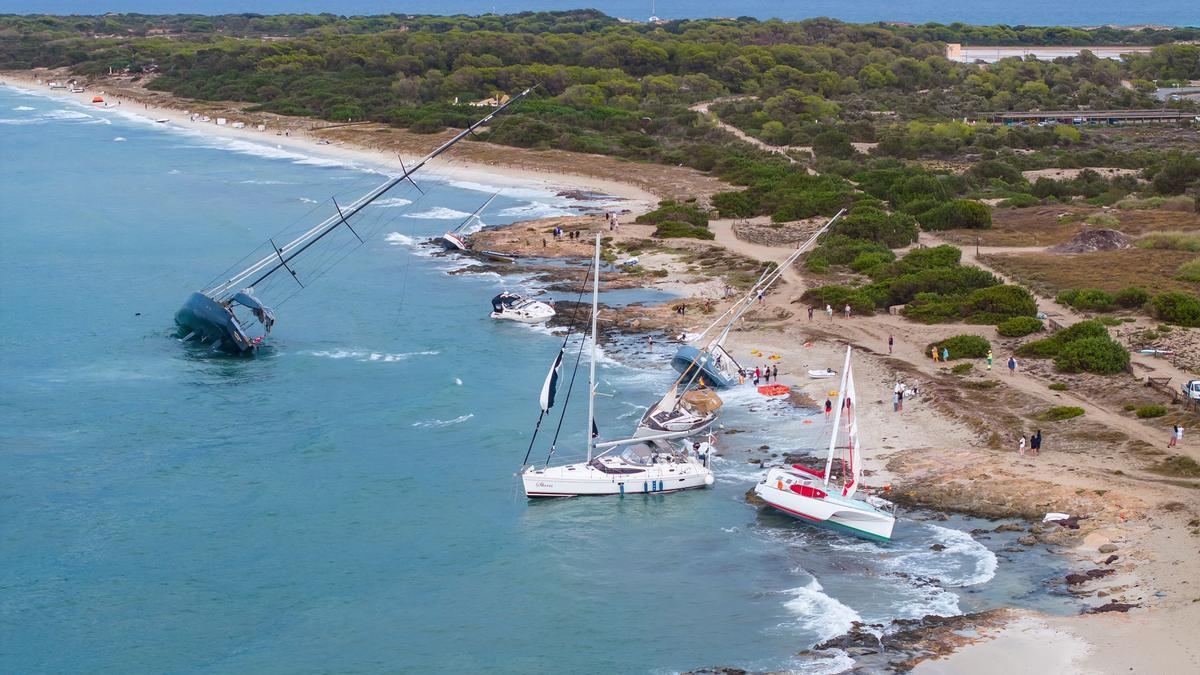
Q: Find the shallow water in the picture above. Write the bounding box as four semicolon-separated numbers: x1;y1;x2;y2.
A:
0;86;1074;673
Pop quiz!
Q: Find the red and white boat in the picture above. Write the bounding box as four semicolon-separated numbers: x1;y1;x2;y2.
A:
439;193;497;251
754;347;897;541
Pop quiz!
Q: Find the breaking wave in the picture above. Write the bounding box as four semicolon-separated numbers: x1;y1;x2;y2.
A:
412;413;474;428
498;202;576;219
306;349;439;363
12;105;34;111
404;207;471;220
113;136;126;142
371;197;413;208
783;579;863;642
240;179;294;185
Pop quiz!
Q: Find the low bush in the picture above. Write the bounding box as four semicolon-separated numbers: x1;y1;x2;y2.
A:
1084;213;1120;227
951;362;973;375
1150;455;1200;478
1053;336;1130;374
831;206;919;248
1048;382;1069;391
918;199;992;230
651;220;714;240
1057;288;1115;312
1176;258;1200;283
927;334;991;360
1114;286;1150;308
997;316;1044;337
1135;232;1200;252
1135;404;1168;418
805;235;892;272
636;201;708;228
1149;292;1200;327
801;285;876;315
998;193;1040;208
1036;406;1085;421
961;284;1038;324
1018;319;1110;357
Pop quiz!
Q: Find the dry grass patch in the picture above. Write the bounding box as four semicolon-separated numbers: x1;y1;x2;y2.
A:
940;206;1200;248
981;249;1200;298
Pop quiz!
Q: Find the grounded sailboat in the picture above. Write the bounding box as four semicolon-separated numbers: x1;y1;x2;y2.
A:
439;193;497;251
174;88;533;354
633;385;722;440
670;210;844;388
490;292;555;323
521;234;715;497
754;346;897;541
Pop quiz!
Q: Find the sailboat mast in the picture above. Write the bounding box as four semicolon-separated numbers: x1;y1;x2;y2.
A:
823;346;853;485
586;233;601;463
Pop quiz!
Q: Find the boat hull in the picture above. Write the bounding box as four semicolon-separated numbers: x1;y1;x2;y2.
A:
634;410;715;440
440;232;467;251
491;302;555;323
754;481;895;541
174;292;256;354
670;345;738;389
523;462;713;497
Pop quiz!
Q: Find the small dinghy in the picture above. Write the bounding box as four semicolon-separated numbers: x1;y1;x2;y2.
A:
808;368;837;379
490;292;555;323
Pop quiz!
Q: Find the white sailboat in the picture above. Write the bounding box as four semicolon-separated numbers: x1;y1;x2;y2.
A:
633;384;722;440
754;347;897;541
521;235;715;497
439;193;497;251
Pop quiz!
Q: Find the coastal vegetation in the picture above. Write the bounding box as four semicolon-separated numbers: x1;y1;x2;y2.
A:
927;335;991;360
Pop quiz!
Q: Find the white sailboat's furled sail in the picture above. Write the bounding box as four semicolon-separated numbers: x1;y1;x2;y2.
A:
540;348;564;412
842;360;861;498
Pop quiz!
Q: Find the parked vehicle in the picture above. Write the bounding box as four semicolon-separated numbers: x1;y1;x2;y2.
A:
1183;380;1200;401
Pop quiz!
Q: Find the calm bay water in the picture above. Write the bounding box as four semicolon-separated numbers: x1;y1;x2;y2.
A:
0;86;1072;673
6;0;1198;27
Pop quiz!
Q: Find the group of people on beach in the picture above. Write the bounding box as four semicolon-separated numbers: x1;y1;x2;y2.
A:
1018;429;1044;455
603;211;620;231
742;364;779;387
805;304;852;321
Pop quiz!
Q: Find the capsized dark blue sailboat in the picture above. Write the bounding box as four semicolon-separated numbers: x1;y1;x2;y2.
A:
175;88;533;354
669;210;844;388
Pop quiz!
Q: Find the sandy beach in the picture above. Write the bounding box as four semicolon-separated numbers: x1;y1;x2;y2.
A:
7;68;1199;673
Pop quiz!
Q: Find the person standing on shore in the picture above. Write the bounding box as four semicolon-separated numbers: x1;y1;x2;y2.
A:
986;350;994;371
647;335;653;351
826;304;833;321
931;346;939;362
1018;435;1026;455
892;391;899;412
1008;355;1018;376
825;398;832;420
772;364;778;380
888;334;894;355
757;289;764;305
843;304;851;319
942;347;949;362
1169;424;1181;448
808;306;814;321
897;388;904;412
1031;429;1042;455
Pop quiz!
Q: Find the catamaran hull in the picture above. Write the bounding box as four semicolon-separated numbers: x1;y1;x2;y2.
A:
755;484;895;541
174;292;256;354
670;345;738;389
523;466;713;497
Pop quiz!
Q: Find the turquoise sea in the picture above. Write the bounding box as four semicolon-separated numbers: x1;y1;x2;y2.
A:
0;85;1073;673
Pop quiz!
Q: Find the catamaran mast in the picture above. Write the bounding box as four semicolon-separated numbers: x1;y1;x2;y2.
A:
207;87;534;299
586;233;600;463
823;346;853;485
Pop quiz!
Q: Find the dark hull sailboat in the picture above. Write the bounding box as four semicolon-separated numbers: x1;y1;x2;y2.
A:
174;89;533;354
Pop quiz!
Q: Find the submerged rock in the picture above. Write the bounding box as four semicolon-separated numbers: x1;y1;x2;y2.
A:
1086;601;1138;614
745;487;766;507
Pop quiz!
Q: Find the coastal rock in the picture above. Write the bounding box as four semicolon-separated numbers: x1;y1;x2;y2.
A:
1104;554;1119;565
1017;535;1038;546
1049;228;1133;254
994;523;1025;533
814;611;1010;672
1098;543;1118;553
1086;601;1138;614
744;487;766;507
930;543;947;552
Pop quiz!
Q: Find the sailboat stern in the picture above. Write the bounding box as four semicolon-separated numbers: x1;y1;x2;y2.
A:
174;292;256;354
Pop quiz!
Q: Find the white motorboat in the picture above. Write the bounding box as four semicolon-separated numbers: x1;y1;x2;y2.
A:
440;193;497;251
634;385;722;440
490;292;555;323
754;347;897;541
808;368;837;379
521;235;714;497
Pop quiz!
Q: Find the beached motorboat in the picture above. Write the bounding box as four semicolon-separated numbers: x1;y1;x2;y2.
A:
174;88;533;353
808;368;837;379
490;292;555;323
439;193;496;251
669;210;844;389
521;235;715;497
754;347;897;541
634;385;722;440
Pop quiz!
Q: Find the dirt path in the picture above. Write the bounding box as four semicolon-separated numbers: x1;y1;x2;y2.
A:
690;99;818;174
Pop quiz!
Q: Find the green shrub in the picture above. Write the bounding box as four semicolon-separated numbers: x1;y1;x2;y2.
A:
805;235;893;272
903;295;962;323
1049;382;1069;391
1053;336;1130;374
1176;258;1200;283
1114;286;1150;309
1150;292;1200;327
998;193;1040;208
997;316;1045;337
1057;288;1115;312
849;251;895;274
919;199;992;230
927;334;991;360
636;201;708;228
1036;406;1085;421
961;285;1038;324
1018;319;1110;358
1084;213;1120;227
1135;232;1200;253
1150;455;1200;478
1135;404;1168;419
831;206;919;248
801;285;876;315
711;191;754;218
651;220;714;240
950;362;973;375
